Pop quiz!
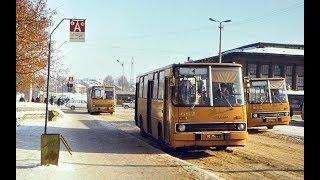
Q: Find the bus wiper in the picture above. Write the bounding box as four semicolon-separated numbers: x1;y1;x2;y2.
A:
189;103;196;110
273;95;284;103
260;97;268;105
222;94;233;109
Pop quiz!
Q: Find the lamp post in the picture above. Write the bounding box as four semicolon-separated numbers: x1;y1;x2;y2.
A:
209;18;231;63
117;60;124;91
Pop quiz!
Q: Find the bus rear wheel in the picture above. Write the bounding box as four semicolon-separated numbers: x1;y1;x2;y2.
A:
110;112;113;115
267;125;274;129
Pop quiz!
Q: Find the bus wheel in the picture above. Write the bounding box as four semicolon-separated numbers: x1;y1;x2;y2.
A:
267;125;274;129
71;106;75;110
110;112;113;115
216;146;228;151
139;116;147;137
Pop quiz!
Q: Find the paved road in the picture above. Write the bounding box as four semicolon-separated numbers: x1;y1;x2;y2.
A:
99;107;304;180
16;108;219;180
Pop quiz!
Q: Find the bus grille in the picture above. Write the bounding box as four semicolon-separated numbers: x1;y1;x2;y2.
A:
176;123;245;132
257;112;286;118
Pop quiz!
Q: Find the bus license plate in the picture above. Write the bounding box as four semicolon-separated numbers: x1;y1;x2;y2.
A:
202;133;224;141
266;118;277;122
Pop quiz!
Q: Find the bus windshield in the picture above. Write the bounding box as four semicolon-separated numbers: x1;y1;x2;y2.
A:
270;80;287;103
92;87;105;99
173;67;210;106
173;66;244;107
248;79;287;103
211;67;244;106
105;88;114;99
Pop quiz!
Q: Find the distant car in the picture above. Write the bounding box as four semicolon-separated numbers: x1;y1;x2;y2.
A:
65;99;87;110
122;100;135;109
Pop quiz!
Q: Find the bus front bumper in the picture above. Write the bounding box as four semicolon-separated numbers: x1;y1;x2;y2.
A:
248;116;291;127
171;131;248;148
91;107;115;113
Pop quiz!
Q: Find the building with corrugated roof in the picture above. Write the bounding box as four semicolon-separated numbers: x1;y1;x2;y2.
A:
193;42;304;113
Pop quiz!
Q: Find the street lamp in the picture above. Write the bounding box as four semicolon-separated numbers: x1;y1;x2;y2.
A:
117;60;124;91
209;18;231;63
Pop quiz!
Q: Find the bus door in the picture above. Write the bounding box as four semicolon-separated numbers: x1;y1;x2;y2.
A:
134;83;139;126
163;77;170;142
147;80;153;133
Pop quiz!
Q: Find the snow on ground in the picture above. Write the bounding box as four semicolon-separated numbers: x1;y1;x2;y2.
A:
16;109;76;180
272;116;304;138
272;124;304;138
16;102;65;120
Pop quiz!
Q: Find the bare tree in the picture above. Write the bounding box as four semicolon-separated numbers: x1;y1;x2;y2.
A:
116;75;129;91
103;75;114;86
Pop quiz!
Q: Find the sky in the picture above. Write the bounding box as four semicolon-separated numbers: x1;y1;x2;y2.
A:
46;0;304;82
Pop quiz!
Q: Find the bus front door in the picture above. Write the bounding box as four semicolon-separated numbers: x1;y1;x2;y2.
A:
147;80;153;134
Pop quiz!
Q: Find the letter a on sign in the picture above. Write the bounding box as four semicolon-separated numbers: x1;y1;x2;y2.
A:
70;19;85;42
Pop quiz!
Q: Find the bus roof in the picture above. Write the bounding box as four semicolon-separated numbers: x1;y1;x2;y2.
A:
137;62;242;78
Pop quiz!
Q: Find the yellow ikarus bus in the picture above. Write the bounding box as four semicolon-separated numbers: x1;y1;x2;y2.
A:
87;85;116;114
135;63;248;150
244;78;291;129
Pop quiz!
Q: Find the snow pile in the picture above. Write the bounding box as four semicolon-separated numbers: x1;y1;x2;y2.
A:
16;102;65;120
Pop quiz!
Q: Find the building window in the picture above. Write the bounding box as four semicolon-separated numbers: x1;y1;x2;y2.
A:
285;65;293;89
261;64;269;78
286;76;292;90
285;65;293;75
248;64;257;78
296;66;304;90
274;65;281;78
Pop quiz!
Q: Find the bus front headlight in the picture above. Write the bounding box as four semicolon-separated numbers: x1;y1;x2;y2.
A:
236;123;245;131
285;112;289;116
177;124;186;132
252;113;258;118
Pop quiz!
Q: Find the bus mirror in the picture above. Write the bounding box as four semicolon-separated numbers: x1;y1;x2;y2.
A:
169;77;175;86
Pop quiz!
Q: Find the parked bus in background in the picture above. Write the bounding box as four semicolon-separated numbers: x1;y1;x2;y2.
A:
87;85;116;114
244;77;291;129
135;62;248;150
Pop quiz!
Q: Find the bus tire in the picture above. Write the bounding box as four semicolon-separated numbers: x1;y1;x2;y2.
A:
70;106;75;110
139;115;147;137
216;146;228;151
267;125;274;129
110;112;113;115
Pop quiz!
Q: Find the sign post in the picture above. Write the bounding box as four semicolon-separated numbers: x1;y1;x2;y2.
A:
42;18;84;166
